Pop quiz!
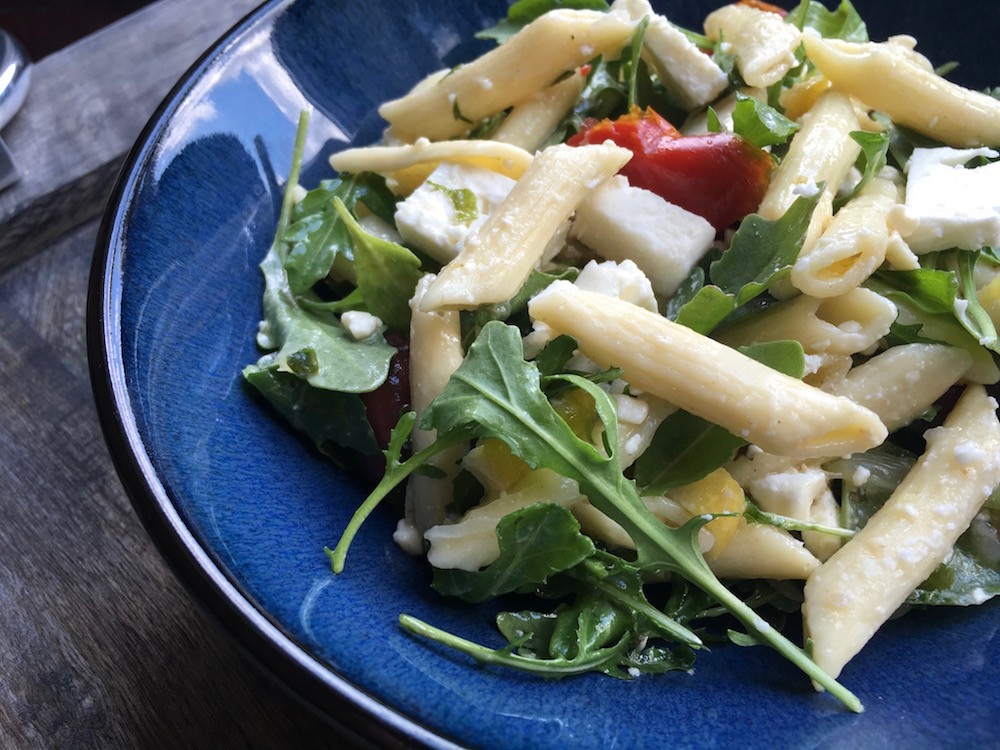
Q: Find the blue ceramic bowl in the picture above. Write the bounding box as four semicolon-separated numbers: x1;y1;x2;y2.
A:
89;1;1000;747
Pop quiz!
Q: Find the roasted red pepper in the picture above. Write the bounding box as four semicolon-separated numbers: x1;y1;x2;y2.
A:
568;108;773;232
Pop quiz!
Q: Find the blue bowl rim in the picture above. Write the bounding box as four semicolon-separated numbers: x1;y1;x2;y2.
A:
85;1;462;747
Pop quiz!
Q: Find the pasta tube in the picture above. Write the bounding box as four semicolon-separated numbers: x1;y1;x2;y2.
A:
421;142;632;311
704;4;801;88
379;9;636;141
528;284;888;459
400;275;467;542
803;385;1000;680
758;91;861;224
492;71;586;152
716;287;896;357
329;139;534;195
827;344;973;432
802;35;1000;147
791;176;898;298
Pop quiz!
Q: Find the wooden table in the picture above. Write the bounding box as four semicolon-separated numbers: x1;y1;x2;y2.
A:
0;1;348;746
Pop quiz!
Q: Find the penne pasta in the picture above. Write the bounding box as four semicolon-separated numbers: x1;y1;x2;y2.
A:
420;142;631;311
802;35;1000;147
827;344;973;432
716;287;896;357
329;139;534;195
492;71;586;152
399;275;468;543
528;284;888;459
709;523;821;580
757;91;860;250
379;9;636;141
804;384;1000;680
791;176;899;298
704;4;801;88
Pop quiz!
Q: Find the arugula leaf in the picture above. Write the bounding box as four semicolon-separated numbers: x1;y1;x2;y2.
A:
471;268;578;335
634;410;747;493
433;504;596;603
400;613;632;678
534;334;579;377
710;191;822;305
283;173;396;295
546;57;627;145
834;130;890;211
634;341;805;493
251;114;396;394
335;322;861;709
242;365;377;455
786;0;868;43
731;92;800;149
673;285;736;334
744;499;855;539
910;511;1000;606
624;16;650;110
477;0;610;44
867;268;1000;369
956;250;999;353
333;198;423;332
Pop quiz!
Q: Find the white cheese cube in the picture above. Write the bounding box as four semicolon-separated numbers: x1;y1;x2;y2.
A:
613;0;728;110
394;162;515;265
890;146;1000;253
571;175;716;297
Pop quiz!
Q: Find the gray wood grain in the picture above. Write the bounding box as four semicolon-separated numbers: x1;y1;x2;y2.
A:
0;0;262;273
0;219;350;749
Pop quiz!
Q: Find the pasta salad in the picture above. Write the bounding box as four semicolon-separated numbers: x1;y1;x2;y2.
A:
244;0;1000;711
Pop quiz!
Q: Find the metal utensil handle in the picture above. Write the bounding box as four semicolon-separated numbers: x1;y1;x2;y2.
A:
0;29;31;130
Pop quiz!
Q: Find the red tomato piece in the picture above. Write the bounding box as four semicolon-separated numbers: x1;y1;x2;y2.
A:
568;108;773;232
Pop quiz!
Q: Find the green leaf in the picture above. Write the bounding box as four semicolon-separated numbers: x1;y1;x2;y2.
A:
739;340;806;380
835;130;890;211
710;191;822;305
624;16;650;110
786;0;868;42
731;92;800;149
909;511;1000;606
546;57;627;145
744;499;855;539
400;613;632;678
673;285;737;334
283;173;396;295
256;242;396;392
426;181;478;224
477;0;610;43
433;504;596;603
634;410;746;493
242;364;377;455
706;106;722;133
333;198;423;332
251;114;396;394
534;334;580;377
867;265;1000;366
470;268;578;344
